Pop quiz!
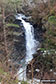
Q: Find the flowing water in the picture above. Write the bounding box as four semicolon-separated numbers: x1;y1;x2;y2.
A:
15;14;56;84
16;14;39;81
22;19;37;63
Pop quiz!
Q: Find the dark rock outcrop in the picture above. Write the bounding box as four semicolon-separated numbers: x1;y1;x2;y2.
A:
8;14;45;70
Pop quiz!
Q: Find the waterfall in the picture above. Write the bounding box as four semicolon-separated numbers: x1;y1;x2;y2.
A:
16;14;38;80
22;20;37;63
16;14;37;63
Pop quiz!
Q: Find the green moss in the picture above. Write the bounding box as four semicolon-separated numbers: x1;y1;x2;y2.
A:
0;68;7;82
48;16;56;24
21;81;29;84
0;68;7;75
0;68;4;74
40;48;46;51
6;23;20;28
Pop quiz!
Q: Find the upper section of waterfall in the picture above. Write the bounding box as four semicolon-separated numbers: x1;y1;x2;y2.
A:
15;14;39;63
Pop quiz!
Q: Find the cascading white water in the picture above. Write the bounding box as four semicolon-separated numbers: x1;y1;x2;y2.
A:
16;14;37;63
22;20;36;63
16;14;39;81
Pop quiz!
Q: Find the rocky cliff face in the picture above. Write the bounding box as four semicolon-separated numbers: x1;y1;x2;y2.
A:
1;13;44;70
11;20;26;64
11;16;45;67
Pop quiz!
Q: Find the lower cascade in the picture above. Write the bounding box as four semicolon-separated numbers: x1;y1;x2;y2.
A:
16;14;39;80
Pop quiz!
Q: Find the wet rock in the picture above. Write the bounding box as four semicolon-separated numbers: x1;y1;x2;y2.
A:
10;14;45;71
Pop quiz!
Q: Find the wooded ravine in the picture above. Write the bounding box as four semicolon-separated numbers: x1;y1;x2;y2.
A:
0;0;56;84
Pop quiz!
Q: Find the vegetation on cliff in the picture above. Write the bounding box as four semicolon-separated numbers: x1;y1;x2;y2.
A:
0;0;56;84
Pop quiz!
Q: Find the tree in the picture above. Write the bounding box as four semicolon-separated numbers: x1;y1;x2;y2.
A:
0;0;22;71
